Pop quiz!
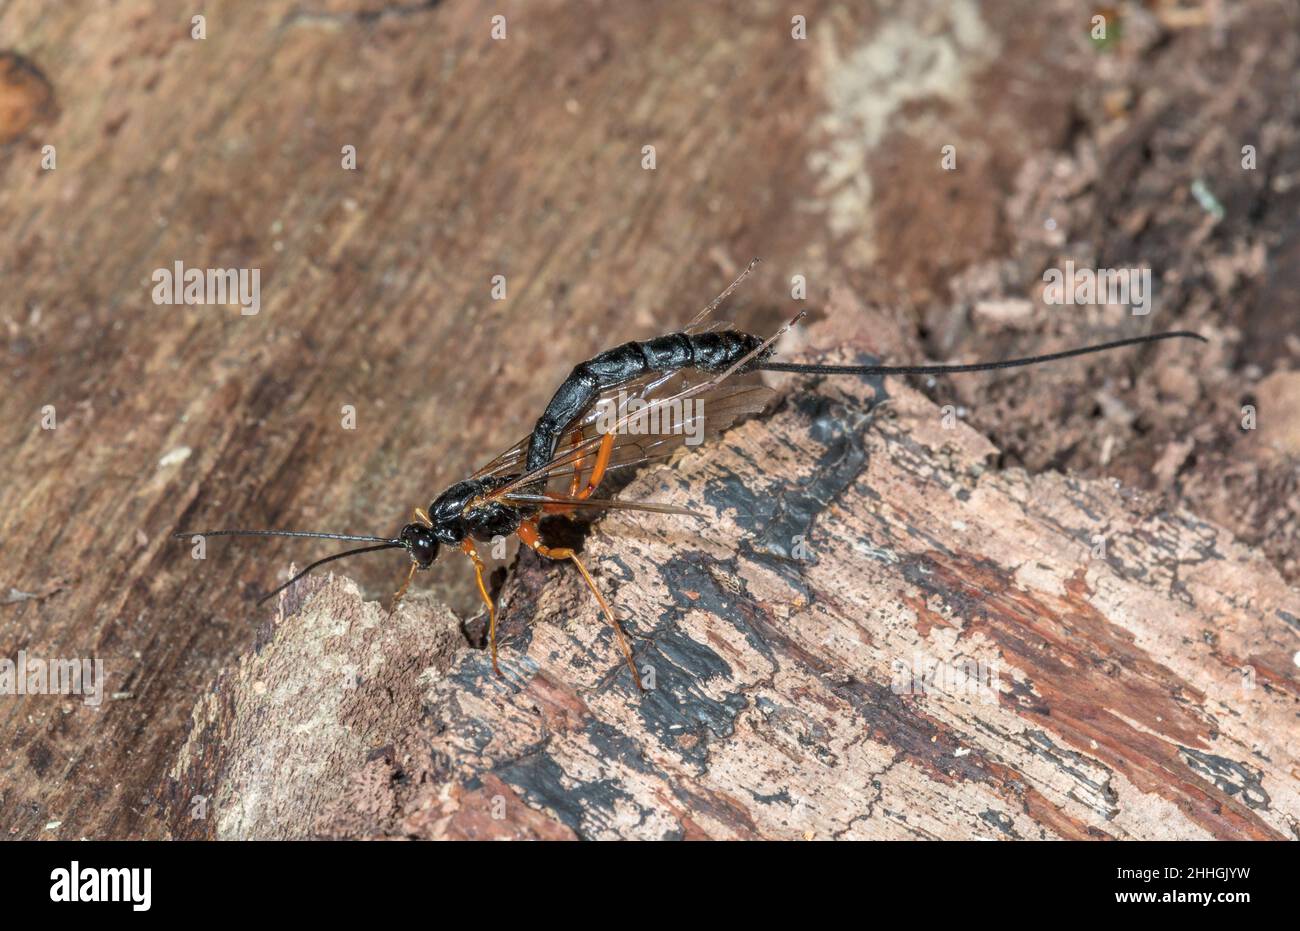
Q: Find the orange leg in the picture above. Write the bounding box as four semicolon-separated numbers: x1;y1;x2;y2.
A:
544;431;617;515
517;519;642;690
389;506;434;613
577;430;615;498
462;539;501;678
566;428;586;497
389;561;417;614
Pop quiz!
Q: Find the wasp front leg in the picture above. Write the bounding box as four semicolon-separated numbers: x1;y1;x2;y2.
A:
461;539;501;678
389;561;417;614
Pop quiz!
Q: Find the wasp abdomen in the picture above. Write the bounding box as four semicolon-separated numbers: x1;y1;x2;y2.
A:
524;329;766;474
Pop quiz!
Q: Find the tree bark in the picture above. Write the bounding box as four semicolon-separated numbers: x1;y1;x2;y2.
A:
3;0;1296;842
164;313;1298;840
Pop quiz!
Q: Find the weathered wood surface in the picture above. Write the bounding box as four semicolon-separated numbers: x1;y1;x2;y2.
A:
164;312;1298;840
3;0;1298;840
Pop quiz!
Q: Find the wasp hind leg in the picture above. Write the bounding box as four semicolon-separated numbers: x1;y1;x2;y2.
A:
566;428;587;498
517;519;642;690
544;430;617;516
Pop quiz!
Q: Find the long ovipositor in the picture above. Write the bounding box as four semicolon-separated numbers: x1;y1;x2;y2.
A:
522;327;1206;474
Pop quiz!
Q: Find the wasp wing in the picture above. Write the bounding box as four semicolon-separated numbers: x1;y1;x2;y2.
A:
682;258;758;333
469;261;759;483
479;371;776;509
491;308;804;505
497;492;708;519
469;433;532;481
468;367;768;485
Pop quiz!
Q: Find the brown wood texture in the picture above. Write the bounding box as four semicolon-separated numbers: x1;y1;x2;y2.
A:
2;1;1297;840
164;311;1298;840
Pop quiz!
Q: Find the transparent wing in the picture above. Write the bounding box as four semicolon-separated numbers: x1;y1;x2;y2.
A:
470;433;532;481
467;369;696;484
520;375;775;490
682;258;758;334
471;260;759;482
481;307;802;505
497;493;708;518
465;259;786;515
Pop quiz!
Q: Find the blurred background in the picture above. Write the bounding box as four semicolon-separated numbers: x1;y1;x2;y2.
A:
1;0;1295;838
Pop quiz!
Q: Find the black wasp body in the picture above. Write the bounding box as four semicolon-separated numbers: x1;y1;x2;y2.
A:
398;328;771;566
398;476;528;568
177;260;1204;691
524;330;767;474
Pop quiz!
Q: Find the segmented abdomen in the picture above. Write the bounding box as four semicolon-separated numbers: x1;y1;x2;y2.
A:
523;330;765;474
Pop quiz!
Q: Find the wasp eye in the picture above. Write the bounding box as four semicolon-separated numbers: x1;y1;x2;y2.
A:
399;523;440;568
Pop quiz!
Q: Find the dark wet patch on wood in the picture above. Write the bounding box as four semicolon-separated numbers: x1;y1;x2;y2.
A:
0;52;57;145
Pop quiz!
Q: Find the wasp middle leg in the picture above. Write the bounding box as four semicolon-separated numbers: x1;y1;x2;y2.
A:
543;430;617;516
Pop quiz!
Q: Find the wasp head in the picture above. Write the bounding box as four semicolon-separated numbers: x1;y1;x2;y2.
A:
399;522;440;568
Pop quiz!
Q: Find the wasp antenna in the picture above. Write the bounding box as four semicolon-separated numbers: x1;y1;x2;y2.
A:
256;542;405;605
172;529;401;544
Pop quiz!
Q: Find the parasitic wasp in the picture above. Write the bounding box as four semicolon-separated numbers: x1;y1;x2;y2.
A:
175;260;1205;689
